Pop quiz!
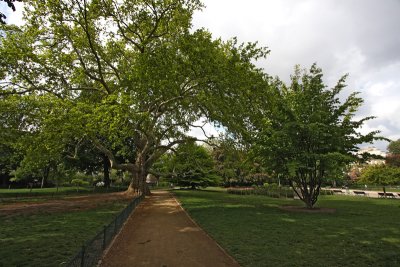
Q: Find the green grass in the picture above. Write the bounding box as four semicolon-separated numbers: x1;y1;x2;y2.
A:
174;189;400;267
0;198;130;267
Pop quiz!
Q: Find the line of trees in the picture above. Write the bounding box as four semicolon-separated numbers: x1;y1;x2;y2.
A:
0;0;383;208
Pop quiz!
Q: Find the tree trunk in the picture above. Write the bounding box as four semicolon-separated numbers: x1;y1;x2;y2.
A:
102;154;110;188
291;180;318;209
127;153;152;196
41;166;50;189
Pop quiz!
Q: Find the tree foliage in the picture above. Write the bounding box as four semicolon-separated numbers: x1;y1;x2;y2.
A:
254;64;381;208
211;136;270;186
0;0;268;194
386;154;400;167
359;164;400;186
163;141;221;188
388;139;400;154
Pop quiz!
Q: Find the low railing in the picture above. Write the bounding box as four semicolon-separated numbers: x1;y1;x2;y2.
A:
66;194;144;267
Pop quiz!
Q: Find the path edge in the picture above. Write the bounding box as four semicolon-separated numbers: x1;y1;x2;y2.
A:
96;195;147;267
170;191;241;267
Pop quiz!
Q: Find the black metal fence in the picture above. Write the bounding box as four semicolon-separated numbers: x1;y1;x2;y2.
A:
66;194;144;267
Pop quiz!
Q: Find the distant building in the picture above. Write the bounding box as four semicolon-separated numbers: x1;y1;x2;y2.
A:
357;146;386;165
347;147;386;181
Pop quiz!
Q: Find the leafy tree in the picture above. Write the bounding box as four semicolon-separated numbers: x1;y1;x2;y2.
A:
387;139;400;167
254;64;381;208
359;164;400;195
166;141;220;188
0;0;268;195
211;136;270;186
388;139;400;154
211;137;249;186
386;154;400;167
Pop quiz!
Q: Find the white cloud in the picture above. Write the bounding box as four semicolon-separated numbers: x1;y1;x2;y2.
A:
0;2;24;26
2;0;399;151
194;0;400;151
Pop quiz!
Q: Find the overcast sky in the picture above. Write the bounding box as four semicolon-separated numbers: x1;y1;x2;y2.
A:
2;1;399;151
191;0;400;151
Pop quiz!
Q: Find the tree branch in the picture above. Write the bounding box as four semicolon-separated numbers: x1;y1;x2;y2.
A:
91;138;137;172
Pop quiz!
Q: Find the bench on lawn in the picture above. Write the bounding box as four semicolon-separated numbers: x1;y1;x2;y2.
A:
353;191;366;196
378;192;396;198
332;189;344;194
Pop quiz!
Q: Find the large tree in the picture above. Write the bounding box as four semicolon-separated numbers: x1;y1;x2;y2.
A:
164;141;220;188
0;0;268;194
255;64;381;208
388;139;400;154
386;139;400;167
359;164;400;195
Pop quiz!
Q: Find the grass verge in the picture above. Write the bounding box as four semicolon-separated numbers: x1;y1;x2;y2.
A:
0;197;130;267
174;189;400;267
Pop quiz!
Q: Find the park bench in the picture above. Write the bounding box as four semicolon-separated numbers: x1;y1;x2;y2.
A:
353;191;366;196
378;192;396;198
332;189;344;194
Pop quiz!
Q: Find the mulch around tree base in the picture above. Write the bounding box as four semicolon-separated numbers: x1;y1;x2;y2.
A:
100;190;240;267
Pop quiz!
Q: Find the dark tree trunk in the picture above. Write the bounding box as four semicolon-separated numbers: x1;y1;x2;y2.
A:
127;164;151;196
102;154;110;188
290;174;321;209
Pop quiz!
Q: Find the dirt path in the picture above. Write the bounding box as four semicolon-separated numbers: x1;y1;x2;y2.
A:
0;192;134;217
100;190;240;267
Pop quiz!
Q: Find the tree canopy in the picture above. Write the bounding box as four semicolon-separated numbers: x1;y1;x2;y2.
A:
359;164;400;187
388;139;400;155
0;0;268;194
253;64;381;208
163;141;220;188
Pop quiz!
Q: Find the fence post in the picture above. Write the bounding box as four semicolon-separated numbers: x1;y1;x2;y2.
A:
80;245;85;267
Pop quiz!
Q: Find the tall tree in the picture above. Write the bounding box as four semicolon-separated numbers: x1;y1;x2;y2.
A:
386;139;400;167
359;164;400;195
165;141;220;188
254;64;382;208
388;139;400;154
0;0;268;194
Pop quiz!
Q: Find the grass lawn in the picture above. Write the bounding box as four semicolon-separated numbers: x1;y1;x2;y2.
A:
174;189;400;267
0;198;129;267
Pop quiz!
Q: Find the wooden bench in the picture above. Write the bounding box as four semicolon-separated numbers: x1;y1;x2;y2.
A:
353;191;366;196
378;192;396;198
332;189;344;194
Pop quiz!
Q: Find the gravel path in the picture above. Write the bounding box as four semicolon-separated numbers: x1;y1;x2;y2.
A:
100;190;240;267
